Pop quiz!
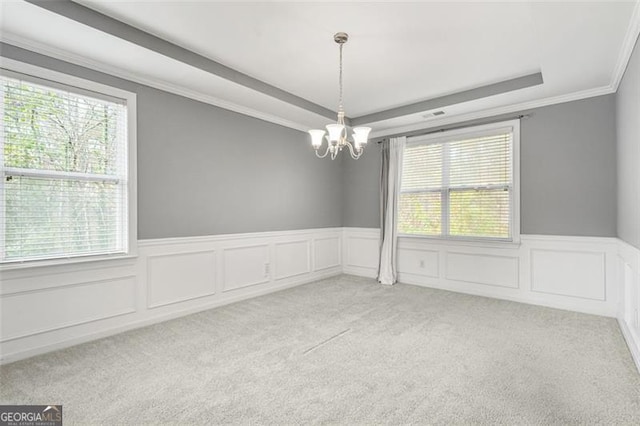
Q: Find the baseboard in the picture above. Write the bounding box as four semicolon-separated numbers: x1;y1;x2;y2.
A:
0;227;343;365
616;238;640;374
343;265;377;279
403;273;617;317
618;316;640;373
343;228;619;317
3;226;639;368
0;267;340;365
343;228;640;371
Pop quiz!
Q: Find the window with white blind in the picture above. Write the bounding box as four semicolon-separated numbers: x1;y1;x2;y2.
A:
398;120;519;242
0;61;136;265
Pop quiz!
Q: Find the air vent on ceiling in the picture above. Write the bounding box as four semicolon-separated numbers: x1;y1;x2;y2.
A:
423;110;445;119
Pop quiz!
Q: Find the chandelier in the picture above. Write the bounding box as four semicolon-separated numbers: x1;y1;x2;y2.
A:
308;32;371;160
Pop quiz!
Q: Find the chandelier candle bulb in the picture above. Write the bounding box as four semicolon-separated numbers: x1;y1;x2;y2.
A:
326;124;345;143
308;32;371;160
353;127;372;149
309;129;326;148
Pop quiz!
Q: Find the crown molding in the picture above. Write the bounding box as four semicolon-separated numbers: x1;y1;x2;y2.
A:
351;72;544;127
369;85;615;139
367;0;640;140
4;0;637;141
24;0;336;122
611;0;640;91
0;34;312;133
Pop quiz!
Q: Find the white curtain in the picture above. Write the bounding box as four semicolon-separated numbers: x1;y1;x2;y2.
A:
377;136;405;285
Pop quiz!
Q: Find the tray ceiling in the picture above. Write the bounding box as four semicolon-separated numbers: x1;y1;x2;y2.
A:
1;0;638;135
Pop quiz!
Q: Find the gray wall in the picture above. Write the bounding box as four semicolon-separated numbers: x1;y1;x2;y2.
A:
520;95;616;236
616;39;640;248
342;144;381;228
1;43;620;239
1;43;343;239
343;95;618;237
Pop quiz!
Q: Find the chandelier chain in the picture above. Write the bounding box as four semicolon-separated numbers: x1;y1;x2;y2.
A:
339;43;344;113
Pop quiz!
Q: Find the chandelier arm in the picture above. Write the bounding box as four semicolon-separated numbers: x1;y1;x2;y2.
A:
344;140;363;159
315;143;331;159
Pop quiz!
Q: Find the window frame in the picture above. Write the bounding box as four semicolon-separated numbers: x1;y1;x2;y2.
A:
0;58;137;269
398;119;520;245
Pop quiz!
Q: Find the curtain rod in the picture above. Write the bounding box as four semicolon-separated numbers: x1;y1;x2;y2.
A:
376;114;531;144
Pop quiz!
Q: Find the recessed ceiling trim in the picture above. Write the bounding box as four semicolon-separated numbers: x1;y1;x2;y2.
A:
0;38;313;133
351;72;544;126
25;0;337;121
369;84;615;140
9;0;637;137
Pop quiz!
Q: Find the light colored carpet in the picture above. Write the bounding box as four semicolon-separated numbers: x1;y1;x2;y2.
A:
1;275;639;425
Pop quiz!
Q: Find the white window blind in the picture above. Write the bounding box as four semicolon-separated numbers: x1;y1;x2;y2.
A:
1;72;129;263
399;125;515;241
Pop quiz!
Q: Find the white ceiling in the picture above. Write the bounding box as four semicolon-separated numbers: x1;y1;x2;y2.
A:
1;0;638;135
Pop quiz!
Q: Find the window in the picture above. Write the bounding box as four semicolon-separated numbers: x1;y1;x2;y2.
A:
398;120;519;242
0;61;136;265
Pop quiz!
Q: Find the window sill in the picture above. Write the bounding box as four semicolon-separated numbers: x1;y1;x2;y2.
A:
398;234;521;250
0;252;138;272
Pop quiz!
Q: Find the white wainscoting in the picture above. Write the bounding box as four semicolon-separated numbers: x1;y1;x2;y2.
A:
3;226;637;369
343;228;619;317
0;228;343;364
274;240;310;280
222;244;270;292
617;240;640;372
342;228;380;278
314;236;341;272
147;250;216;308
